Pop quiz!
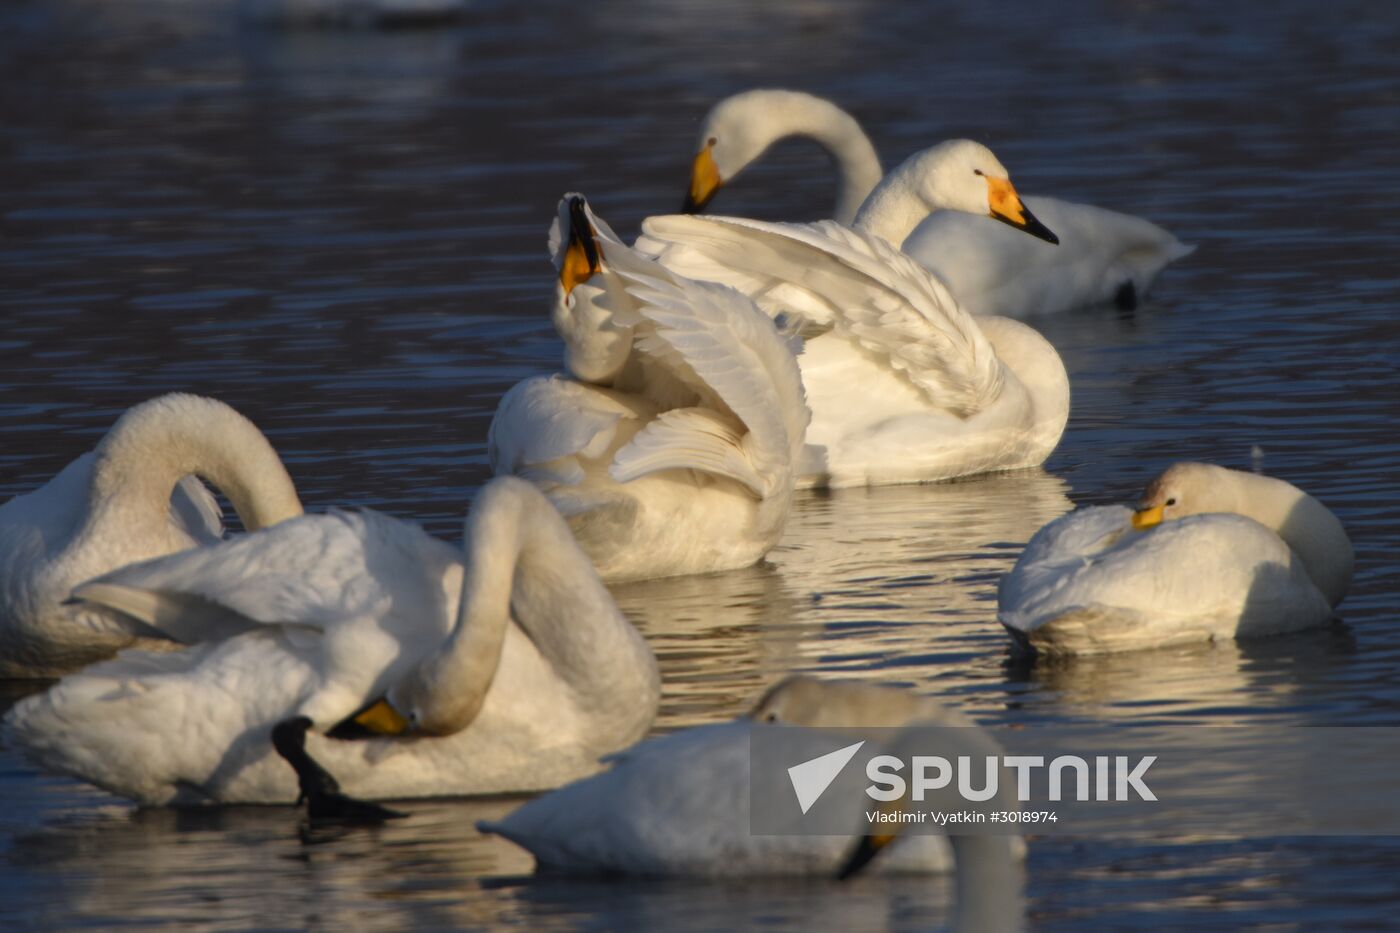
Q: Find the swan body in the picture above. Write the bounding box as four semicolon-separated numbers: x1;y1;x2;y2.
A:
0;394;303;678
999;463;1353;655
489;196;809;580
479;676;1018;879
638;212;1069;488
4;478;660;804
686;88;1191;316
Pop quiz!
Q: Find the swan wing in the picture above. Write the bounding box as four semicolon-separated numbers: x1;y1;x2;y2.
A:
72;509;461;645
611;268;809;492
642;214;1004;417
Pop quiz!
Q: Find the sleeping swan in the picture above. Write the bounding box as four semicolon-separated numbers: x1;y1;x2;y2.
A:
4;477;659;804
0;393;302;678
998;462;1354;655
477;675;1022;880
489;195;809;580
683;88;1191;316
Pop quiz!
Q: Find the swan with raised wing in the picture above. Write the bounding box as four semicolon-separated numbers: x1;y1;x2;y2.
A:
4;477;660;804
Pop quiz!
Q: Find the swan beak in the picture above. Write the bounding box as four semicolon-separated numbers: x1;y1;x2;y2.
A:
836;833;896;881
986;176;1059;244
1131;505;1165;530
560;196;602;297
683;144;723;213
351;698;411;735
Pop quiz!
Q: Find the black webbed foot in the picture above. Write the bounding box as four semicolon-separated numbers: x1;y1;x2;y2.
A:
1114;280;1138;311
271;716;407;824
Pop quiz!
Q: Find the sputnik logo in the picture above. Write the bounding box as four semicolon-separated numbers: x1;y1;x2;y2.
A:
787;741;866;814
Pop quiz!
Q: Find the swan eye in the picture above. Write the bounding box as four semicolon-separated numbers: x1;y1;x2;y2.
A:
973;168;984;176
763;711;778;723
707;136;718;147
1166;498;1177;507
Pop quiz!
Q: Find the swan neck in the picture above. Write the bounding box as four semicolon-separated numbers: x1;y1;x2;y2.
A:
88;395;302;537
430;479;658;734
851;171;929;246
788;102;882;224
950;835;1025;933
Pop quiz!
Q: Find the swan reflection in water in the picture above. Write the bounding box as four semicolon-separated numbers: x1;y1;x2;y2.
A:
614;469;1074;724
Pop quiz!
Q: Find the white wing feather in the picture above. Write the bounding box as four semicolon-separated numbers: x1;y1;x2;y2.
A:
641;214;1005;417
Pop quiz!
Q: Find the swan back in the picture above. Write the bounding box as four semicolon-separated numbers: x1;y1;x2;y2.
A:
1136;463;1353;606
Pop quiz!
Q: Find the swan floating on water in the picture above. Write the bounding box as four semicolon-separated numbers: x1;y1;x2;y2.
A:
639;169;1070;488
488;195;809;580
684;88;1192;316
4;477;660;804
0;393;303;678
998;462;1354;655
478;675;1022;884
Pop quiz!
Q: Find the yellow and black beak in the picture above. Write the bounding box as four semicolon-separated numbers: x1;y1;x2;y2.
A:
560;195;602;297
1131;505;1165;530
986;176;1058;244
682;143;723;213
326;697;411;739
836;833;896;881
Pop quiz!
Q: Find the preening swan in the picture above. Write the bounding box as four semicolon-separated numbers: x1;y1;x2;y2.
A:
0;393;303;678
637;207;1070;488
684;88;1191;316
488;195;809;581
3;477;660;804
478;676;1023;881
998;462;1354;655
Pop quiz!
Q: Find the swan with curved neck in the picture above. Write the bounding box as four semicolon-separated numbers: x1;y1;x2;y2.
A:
684;88;1192;317
999;462;1353;655
0;393;303;677
491;194;809;580
479;675;1023;893
5;477;660;804
685;89;884;223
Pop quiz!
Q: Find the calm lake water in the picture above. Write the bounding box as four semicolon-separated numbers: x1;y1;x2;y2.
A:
2;0;1399;929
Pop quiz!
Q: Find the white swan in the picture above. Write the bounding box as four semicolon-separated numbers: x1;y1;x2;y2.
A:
684;88;1192;316
488;195;809;581
3;477;660;804
637;202;1070;488
0;394;303;679
998;462;1354;655
479;675;1023;882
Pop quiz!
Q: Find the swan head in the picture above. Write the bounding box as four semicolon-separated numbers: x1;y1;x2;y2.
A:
1131;461;1237;529
683;90;788;212
551;194;603;297
904;140;1058;244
